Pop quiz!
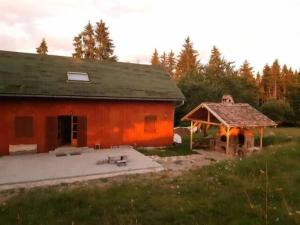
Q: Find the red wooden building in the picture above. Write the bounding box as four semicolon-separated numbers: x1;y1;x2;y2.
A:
0;51;185;155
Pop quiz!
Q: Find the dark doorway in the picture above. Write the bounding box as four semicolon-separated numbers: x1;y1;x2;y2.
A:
58;116;71;146
238;132;245;147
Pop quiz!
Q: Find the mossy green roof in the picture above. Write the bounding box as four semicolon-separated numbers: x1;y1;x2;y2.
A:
0;51;185;101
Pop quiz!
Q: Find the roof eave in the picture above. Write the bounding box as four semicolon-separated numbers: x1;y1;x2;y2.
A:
181;103;230;128
0;93;185;102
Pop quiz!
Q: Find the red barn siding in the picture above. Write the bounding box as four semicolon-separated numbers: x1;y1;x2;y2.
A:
0;99;175;155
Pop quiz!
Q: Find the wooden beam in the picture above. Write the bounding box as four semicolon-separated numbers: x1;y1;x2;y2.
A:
190;120;221;126
226;127;230;155
181;104;204;121
206;111;211;131
260;127;264;149
190;121;193;150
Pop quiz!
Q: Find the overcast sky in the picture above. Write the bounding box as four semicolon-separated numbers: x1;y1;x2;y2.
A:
0;0;299;71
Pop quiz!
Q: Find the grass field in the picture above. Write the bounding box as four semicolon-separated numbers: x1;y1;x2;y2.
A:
136;137;195;157
0;127;300;225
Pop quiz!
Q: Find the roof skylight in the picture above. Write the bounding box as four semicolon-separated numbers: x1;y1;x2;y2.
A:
67;72;90;82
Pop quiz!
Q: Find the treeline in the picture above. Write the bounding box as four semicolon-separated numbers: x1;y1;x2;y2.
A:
151;37;300;125
72;20;117;61
35;19;117;61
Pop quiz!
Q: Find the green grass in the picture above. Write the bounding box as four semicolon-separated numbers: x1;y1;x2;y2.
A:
1;128;300;225
137;136;197;157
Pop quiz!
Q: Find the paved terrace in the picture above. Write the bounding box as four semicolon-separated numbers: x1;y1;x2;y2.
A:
0;147;163;191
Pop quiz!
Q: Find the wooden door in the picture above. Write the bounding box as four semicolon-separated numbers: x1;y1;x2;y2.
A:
45;117;58;151
77;116;87;147
71;116;78;146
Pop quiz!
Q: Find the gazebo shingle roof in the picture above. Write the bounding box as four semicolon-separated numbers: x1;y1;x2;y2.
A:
182;102;277;128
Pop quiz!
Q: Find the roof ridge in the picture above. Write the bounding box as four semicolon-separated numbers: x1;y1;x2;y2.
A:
204;102;249;105
0;50;159;69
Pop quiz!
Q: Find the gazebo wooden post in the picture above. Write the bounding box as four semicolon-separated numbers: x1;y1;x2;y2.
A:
190;121;194;150
260;127;264;149
206;111;211;132
226;127;230;154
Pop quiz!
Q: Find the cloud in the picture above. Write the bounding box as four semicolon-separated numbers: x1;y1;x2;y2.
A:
104;4;151;17
0;0;54;24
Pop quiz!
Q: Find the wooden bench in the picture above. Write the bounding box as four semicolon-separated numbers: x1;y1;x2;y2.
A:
116;159;127;167
108;155;128;164
9;144;37;155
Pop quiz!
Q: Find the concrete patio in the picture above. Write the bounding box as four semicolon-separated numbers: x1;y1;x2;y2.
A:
0;146;163;190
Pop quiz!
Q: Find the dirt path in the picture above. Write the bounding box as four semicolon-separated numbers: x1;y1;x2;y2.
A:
150;150;230;175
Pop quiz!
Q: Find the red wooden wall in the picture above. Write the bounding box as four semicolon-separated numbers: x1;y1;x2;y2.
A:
0;98;175;155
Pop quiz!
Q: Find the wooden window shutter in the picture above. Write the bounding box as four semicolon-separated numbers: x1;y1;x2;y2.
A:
144;115;157;133
45;117;58;151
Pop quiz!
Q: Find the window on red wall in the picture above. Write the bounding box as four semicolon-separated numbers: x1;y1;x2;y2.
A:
144;115;157;133
15;116;34;138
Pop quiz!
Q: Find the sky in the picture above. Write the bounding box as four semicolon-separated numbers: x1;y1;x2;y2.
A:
0;0;299;72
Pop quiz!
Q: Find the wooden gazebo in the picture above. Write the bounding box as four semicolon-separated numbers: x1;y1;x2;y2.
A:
182;95;277;155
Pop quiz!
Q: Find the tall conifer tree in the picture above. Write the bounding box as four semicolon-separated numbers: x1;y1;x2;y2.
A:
289;67;296;83
72;33;84;59
160;52;167;69
207;46;223;75
239;60;255;83
262;64;272;100
166;50;176;78
256;72;264;105
151;49;160;66
206;46;235;77
94;20;117;61
270;59;281;99
36;38;48;55
82;21;96;59
281;64;289;101
175;37;199;79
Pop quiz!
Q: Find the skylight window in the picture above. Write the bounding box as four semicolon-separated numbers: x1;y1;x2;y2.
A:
67;72;90;82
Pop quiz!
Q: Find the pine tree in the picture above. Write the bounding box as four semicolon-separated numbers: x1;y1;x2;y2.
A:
294;69;300;83
287;67;300;86
262;64;272;100
72;33;84;59
256;72;264;105
36;38;48;55
256;72;261;85
175;37;199;79
82;21;96;59
166;50;176;78
207;46;223;76
94;20;117;61
239;60;255;83
270;59;281;99
160;52;167;70
280;64;289;102
206;46;235;77
151;49;160;66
